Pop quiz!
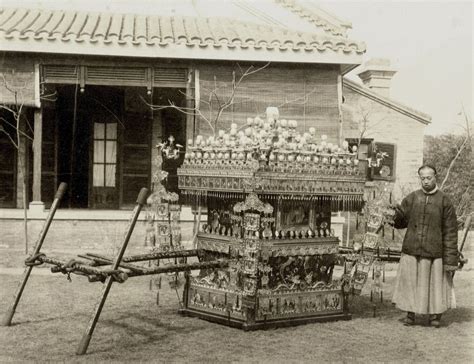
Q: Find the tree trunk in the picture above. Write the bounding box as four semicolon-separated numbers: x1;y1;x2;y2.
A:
17;152;28;254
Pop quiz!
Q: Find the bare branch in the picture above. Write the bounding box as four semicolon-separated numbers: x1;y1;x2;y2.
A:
40;90;58;103
0;104;18;117
0;128;19;148
141;96;215;134
440;137;469;189
0;117;34;141
274;86;319;109
440;108;471;189
1;73;28;93
211;62;271;128
24;113;34;135
144;62;271;136
456;185;470;215
237;62;271;78
89;96;125;128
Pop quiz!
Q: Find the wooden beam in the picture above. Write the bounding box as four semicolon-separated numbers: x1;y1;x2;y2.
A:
32;108;42;202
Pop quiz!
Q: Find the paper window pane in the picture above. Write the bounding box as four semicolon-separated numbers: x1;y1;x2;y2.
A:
359;144;369;160
93;164;104;186
94;123;105;139
105;165;116;187
94;141;105;163
105;141;116;163
106;123;117;140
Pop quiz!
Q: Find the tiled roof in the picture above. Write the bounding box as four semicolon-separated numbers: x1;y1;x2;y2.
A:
0;7;366;57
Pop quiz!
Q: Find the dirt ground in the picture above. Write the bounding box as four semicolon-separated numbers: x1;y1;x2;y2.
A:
0;262;473;363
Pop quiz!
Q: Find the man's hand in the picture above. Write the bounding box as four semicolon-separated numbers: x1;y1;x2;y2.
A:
458;252;468;270
383;205;397;225
443;265;458;272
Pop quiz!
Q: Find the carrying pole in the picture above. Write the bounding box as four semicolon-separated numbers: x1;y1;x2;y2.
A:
76;188;149;355
454;214;472;277
1;183;67;327
459;214;472;253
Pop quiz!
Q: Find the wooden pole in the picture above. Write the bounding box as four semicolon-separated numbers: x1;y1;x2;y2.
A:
32;109;42;202
454;214;472;278
76;188;148;355
346;211;351;247
1;182;67;327
459;214;472;253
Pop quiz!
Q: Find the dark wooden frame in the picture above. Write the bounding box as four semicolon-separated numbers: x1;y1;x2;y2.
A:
0;125;17;208
88;101;122;210
118;106;153;209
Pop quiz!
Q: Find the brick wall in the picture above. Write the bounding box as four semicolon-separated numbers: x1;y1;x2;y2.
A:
342;85;425;200
197;63;341;143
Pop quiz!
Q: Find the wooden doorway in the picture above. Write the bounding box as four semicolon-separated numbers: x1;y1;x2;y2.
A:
89;87;123;209
56;85;122;208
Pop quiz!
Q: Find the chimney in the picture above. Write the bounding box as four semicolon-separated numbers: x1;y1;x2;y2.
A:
357;58;397;98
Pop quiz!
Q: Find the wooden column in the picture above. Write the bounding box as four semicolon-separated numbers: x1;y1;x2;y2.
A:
194;69;200;138
185;68;195;142
32;108;42;203
337;72;344;146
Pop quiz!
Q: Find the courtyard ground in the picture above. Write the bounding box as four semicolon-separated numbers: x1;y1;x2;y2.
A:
1;259;473;363
1;230;473;363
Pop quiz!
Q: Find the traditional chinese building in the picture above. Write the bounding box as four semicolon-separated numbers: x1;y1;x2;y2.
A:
0;0;429;251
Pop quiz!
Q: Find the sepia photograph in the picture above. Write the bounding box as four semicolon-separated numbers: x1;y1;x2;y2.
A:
0;0;472;362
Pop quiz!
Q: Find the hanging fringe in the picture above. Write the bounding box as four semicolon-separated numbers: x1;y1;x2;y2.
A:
180;189;364;212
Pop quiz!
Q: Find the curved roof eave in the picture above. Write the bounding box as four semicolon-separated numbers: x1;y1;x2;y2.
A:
0;36;365;66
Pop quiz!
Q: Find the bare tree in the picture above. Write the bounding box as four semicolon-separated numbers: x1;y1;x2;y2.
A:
440;106;471;189
425;106;473;226
347;103;386;149
0;73;33;253
143;62;271;136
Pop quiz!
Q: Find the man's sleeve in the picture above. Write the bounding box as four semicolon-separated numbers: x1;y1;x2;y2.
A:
393;194;411;229
442;196;459;266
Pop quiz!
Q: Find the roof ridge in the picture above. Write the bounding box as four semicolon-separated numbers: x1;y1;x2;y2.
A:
234;0;288;29
343;77;431;125
0;6;353;39
273;0;348;36
303;2;352;28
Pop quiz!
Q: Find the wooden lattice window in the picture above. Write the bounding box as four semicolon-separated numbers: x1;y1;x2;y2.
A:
93;122;117;187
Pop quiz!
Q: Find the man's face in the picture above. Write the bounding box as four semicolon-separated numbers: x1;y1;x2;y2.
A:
419;168;437;191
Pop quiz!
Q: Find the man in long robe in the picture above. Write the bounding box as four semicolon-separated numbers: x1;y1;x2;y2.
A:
391;164;459;327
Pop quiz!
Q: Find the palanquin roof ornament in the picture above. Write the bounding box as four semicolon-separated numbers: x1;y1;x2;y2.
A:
233;192;274;214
